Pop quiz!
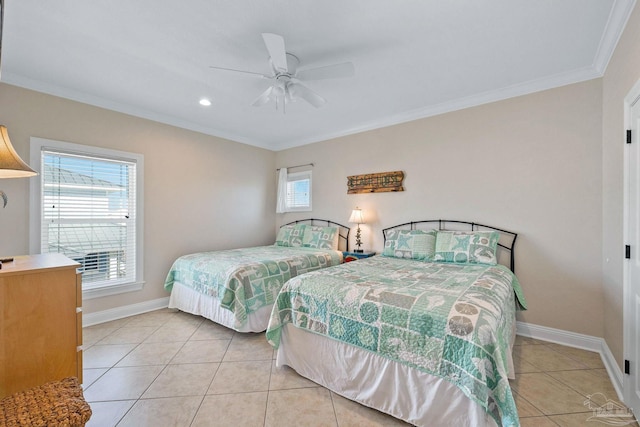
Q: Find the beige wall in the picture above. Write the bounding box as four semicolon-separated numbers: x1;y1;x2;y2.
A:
277;79;604;338
0;83;276;314
4;7;638;364
602;5;640;368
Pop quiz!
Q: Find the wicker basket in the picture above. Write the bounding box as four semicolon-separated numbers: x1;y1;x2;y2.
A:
0;377;91;427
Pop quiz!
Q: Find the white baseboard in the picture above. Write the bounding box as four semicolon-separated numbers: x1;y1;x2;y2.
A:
83;297;170;327
600;339;625;401
516;321;624;401
82;307;626;402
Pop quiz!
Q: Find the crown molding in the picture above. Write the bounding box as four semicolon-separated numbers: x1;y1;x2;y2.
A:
0;73;271;150
592;0;637;75
5;0;637;155
272;65;601;151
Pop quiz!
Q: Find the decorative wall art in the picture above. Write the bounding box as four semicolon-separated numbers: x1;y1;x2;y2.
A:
347;171;404;194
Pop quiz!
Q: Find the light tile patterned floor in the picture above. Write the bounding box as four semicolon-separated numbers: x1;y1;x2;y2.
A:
82;309;638;426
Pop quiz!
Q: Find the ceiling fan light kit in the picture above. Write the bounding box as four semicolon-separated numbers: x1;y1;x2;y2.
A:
210;33;354;112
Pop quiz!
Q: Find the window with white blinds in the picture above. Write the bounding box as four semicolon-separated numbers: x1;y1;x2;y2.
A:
30;138;144;297
286;171;312;211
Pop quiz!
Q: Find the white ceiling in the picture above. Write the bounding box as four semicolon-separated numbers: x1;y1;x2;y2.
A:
1;0;635;151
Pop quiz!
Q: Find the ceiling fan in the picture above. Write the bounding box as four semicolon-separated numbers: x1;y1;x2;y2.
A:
210;33;354;111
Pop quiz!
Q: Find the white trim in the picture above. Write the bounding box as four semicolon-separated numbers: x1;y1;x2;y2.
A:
516;321;624;401
82;296;169;327
602;339;625;402
29;136;145;299
2;72;263;150
270;66;603;151
80;309;628;401
0;64;612;152
8;67;603;152
284;170;312;212
82;280;145;300
516;321;602;352
623;76;640;409
593;0;637;75
4;0;637;155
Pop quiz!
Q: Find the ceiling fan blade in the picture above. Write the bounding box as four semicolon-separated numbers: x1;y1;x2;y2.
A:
251;86;275;107
296;62;355;81
209;66;269;78
289;83;326;108
262;33;288;72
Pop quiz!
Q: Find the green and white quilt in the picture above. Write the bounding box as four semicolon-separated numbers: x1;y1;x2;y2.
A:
164;246;342;327
266;256;527;427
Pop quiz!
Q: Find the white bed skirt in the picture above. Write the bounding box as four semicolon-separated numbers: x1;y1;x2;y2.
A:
276;324;504;427
168;281;272;332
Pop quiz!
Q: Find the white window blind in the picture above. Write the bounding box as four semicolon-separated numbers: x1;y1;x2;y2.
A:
286;171;312;211
40;149;137;289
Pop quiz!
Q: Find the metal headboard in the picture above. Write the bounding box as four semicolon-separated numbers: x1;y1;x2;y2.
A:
382;219;518;272
283;218;351;252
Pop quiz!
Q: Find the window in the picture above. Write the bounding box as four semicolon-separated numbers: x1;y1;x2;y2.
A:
30;138;144;299
285;171;312;212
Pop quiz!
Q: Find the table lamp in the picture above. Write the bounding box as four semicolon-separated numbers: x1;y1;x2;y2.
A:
0;125;38;268
348;207;365;253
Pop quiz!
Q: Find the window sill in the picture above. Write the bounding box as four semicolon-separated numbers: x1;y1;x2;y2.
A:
285;208;312;213
82;280;145;300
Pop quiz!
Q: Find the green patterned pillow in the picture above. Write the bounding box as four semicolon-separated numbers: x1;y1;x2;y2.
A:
275;224;307;247
302;226;339;250
433;230;499;265
382;229;436;260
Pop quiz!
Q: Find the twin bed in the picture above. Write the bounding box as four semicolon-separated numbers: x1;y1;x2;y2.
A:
164;218;350;332
164;219;526;427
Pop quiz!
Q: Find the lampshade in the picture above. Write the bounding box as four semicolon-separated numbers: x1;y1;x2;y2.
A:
0;125;38;178
348;207;365;224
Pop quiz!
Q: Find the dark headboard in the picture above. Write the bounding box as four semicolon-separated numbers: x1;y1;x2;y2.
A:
382;219;518;272
282;218;351;252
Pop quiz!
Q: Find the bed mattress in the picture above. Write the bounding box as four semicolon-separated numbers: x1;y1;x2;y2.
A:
165;245;342;331
277;324;507;427
267;255;526;426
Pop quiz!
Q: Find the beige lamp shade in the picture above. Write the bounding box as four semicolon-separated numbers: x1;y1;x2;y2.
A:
349;207;365;224
0;126;38;178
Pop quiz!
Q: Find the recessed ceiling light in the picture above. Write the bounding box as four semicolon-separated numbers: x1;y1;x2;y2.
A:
199;98;212;106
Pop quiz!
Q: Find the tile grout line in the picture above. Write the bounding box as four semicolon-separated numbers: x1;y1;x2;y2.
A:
265;338;273;427
85;312;184;426
84;312;630;426
107;315;176;426
329;390;340;427
512;338;628;424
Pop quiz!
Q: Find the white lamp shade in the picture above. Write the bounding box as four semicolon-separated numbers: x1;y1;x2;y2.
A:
348;208;365;224
0;126;38;178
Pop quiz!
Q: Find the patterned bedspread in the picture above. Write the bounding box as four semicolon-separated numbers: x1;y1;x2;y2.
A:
266;256;527;427
164;246;343;327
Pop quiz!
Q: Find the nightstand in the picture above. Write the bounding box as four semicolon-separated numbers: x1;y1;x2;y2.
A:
343;251;376;262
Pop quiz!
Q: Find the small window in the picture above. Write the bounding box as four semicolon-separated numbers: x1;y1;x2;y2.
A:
286;171;312;212
30;138;144;299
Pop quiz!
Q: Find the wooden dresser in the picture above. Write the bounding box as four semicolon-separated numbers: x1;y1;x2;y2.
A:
0;253;82;398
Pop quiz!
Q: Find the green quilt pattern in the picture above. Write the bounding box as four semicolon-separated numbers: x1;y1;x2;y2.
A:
266;256;527;427
164;246;342;327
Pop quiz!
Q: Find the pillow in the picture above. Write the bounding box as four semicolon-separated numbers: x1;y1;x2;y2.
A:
302;225;340;250
382;229;436;260
275;224;307;247
433;230;499;265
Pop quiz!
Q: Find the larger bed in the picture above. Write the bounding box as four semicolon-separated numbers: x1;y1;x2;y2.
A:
266;220;527;427
164;218;350;332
